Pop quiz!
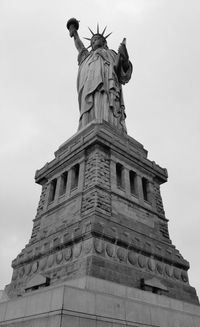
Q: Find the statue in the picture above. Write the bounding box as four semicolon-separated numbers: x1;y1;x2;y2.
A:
67;18;133;133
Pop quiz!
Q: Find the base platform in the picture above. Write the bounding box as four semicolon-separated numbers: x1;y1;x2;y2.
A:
0;277;200;327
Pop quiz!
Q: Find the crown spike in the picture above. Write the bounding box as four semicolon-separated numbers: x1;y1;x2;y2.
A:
97;23;99;34
88;27;94;35
83;37;92;41
102;26;107;36
105;32;112;39
86;44;92;49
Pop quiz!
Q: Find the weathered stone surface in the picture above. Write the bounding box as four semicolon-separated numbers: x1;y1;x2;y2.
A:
4;122;199;306
0;279;200;327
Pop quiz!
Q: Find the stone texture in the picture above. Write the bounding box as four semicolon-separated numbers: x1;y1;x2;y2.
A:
0;278;200;327
4;122;199;306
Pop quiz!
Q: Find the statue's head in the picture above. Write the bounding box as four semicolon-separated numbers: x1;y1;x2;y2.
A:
84;24;112;51
91;34;107;50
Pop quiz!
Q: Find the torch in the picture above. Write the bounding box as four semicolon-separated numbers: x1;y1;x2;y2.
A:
66;18;79;37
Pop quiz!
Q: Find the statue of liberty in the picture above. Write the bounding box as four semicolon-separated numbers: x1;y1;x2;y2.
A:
67;18;133;133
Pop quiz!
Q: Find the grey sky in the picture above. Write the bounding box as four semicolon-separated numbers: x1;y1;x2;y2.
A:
1;0;200;298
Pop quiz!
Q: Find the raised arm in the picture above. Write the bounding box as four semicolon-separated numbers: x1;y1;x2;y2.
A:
67;18;86;54
69;26;85;54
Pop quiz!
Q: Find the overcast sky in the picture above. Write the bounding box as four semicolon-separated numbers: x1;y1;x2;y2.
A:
1;0;200;298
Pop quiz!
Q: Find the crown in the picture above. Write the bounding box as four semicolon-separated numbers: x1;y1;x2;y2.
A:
84;23;112;48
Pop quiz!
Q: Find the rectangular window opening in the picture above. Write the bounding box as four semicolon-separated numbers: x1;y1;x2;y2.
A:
129;170;137;195
71;164;80;190
59;171;68;196
48;179;57;202
116;163;124;189
142;177;149;202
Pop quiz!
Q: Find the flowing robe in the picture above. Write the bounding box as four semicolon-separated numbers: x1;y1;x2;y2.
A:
77;47;132;132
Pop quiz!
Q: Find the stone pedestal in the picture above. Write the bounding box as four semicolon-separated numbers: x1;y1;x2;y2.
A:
1;121;199;326
0;277;200;327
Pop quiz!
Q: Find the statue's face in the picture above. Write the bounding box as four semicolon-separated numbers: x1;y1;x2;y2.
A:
91;35;105;50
